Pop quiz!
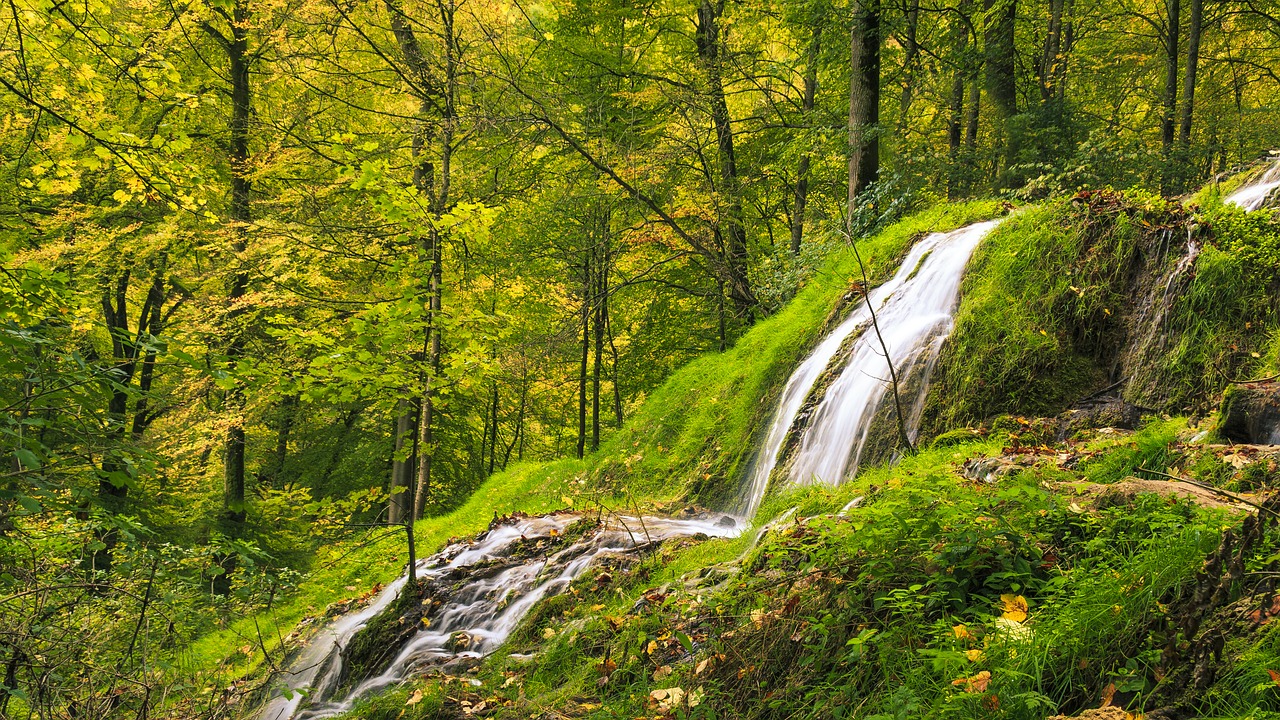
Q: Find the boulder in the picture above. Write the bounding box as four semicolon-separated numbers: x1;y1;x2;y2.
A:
1219;380;1280;445
1056;397;1143;439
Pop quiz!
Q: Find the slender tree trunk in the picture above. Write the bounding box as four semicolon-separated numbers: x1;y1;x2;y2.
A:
1162;0;1181;155
1056;0;1074;104
576;246;590;459
791;23;821;256
410;0;457;522
897;0;921;127
591;224;607;453
983;0;1018;180
218;0;253;586
487;383;499;475
606;302;623;428
1041;0;1065;103
267;394;297;489
696;0;755;317
948;0;974;198
388;398;416;524
847;0;881;206
94;272;135;574
1176;0;1202;148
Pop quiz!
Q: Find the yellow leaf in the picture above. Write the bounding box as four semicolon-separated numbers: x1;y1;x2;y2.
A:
966;649;984;662
653;665;672;680
953;624;971;639
542;627;556;639
1000;594;1028;623
561;495;574;507
406;689;423;706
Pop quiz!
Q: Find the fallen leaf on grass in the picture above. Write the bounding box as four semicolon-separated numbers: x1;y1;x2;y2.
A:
649;687;686;712
653;665;672;680
406;689;423;706
1269;669;1280;687
951;670;991;693
1000;594;1028;623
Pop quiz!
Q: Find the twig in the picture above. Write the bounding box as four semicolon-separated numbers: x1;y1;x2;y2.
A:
847;236;916;455
1136;466;1280;519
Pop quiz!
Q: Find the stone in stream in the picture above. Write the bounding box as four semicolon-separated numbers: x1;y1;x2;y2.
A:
1219;380;1280;445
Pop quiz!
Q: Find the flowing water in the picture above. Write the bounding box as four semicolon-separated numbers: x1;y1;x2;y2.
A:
1226;158;1280;211
257;513;739;719
738;219;999;513
258;169;1280;719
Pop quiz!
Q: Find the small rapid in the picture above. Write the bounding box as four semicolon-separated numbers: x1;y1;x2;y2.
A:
257;513;739;719
738;219;999;514
1226;157;1280;211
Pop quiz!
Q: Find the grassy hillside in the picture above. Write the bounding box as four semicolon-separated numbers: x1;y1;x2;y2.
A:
188;201;1002;709
206;187;1280;720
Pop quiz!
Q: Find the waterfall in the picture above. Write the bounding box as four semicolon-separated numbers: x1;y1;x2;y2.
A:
738;219;999;515
1225;158;1280;211
257;513;739;719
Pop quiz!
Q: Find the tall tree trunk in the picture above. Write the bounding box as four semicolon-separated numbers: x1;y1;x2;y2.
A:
219;0;253;579
576;246;590;459
266;394;297;489
1055;0;1074;104
1161;0;1181;155
948;0;975;198
1176;0;1202;148
897;0;922;127
606;299;623;428
847;0;881;208
591;217;608;453
791;22;821;256
983;0;1018;180
487;383;499;475
696;0;755;317
93;271;135;574
1040;0;1065;103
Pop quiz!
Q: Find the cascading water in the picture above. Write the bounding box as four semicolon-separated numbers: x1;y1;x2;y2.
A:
257;513;738;720
738;219;999;515
1225;157;1280;211
257;166;1280;719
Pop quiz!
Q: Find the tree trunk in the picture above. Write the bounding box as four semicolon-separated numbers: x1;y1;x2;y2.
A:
388;398;416;524
897;0;921;127
696;0;755;317
791;22;821;256
591;228;607;453
847;0;881;208
1162;0;1181;154
606;299;623;428
983;0;1017;179
1176;0;1202;148
576;246;590;459
487;383;499;475
219;0;253;585
1040;0;1065;103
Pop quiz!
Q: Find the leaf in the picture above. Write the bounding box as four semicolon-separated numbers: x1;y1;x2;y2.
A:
675;630;694;654
1000;594;1028;622
542;627;556;639
952;670;992;693
1268;669;1280;687
560;495;574;507
1100;682;1116;707
406;689;423;706
653;665;672;680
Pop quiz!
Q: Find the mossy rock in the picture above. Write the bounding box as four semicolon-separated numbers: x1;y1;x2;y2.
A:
929;427;986;449
1219;381;1280;444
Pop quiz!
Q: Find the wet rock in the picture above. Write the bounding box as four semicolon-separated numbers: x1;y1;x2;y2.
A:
716;515;737;528
1056;397;1143;439
1219;380;1280;445
962;456;1021;483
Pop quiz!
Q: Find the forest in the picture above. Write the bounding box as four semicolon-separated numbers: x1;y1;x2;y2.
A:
5;0;1280;717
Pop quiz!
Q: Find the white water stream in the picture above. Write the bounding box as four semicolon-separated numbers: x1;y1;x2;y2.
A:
257;513;738;719
737;220;999;515
1225;157;1280;211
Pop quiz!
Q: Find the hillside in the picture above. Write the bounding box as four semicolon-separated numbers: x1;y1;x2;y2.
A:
200;171;1280;720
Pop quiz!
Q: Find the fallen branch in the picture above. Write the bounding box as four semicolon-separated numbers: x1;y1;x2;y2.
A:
1136;466;1280;519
